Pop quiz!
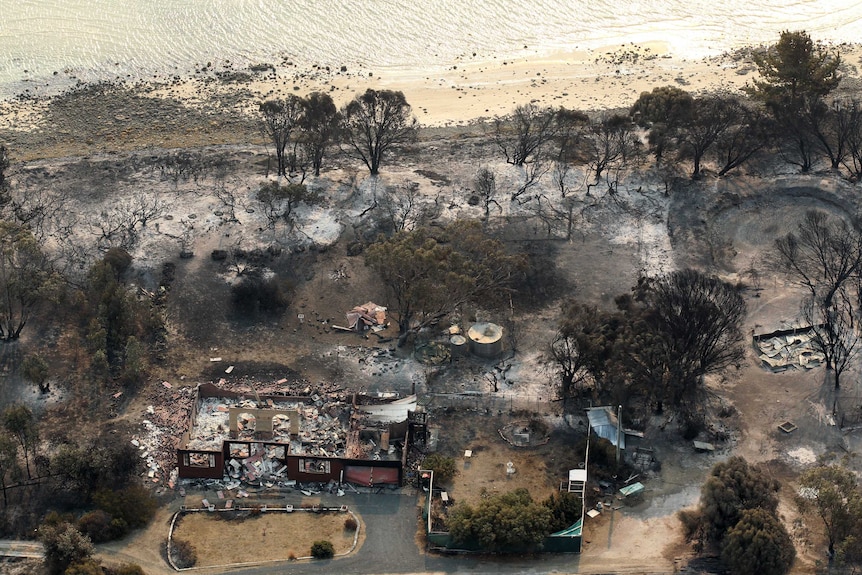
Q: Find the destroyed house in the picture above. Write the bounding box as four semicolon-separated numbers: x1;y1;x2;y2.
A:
176;383;421;487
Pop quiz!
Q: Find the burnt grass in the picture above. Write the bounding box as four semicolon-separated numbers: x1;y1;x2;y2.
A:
7;77;862;569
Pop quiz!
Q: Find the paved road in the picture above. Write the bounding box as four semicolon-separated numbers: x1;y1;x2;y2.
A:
0;540;44;559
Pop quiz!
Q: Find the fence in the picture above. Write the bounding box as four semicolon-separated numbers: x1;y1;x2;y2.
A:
423;392;563;417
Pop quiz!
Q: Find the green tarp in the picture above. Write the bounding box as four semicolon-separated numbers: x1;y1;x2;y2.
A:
550;519;583;538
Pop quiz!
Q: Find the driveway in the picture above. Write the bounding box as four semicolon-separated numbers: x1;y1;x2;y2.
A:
228;489;666;575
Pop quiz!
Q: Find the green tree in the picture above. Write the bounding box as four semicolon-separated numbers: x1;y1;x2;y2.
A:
22;353;50;394
550;271;745;416
0;221;59;341
637;269;746;410
749;30;841;105
77;510;116;543
677;95;738;179
631;85;694;160
721;508;795;575
3;404;36;479
259;96;303;177
122;336;146;387
711;100;770;176
64;559;104;575
299;92;340;177
85;250;160;373
796;465;862;559
447;488;552;551
543;491;584;533
0;432;18;507
550;301;615;400
748;31;842;172
107;564;146;575
38;522;95;575
340;89;418;175
93;485;157;531
52;438;141;497
698;457;780;543
365;221;524;340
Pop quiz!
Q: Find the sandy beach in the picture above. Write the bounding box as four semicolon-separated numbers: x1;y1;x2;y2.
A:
151;42;763;125
1;41;860;161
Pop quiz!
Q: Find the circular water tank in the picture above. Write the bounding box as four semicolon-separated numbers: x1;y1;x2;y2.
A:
450;334;468;356
467;322;503;358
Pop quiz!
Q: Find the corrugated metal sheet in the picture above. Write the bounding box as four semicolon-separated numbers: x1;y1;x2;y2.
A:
358;395;417;423
587;406;625;450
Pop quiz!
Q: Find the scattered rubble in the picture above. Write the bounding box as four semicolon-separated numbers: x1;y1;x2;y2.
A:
131;385;197;485
345;302;387;332
754;327;824;372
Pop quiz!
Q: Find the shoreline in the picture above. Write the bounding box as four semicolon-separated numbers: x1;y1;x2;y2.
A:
2;41;861;161
135;42;762;124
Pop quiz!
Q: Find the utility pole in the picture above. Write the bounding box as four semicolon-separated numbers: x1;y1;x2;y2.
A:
615;404;622;466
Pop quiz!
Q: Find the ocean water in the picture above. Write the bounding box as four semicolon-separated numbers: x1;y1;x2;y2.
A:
2;0;862;98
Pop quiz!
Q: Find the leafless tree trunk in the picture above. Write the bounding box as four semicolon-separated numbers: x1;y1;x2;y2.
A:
473;167;500;220
493;104;558;166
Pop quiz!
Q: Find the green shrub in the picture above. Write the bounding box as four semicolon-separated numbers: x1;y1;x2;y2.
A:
699;457;779;543
77;510;113;543
105;564;145;575
64;559;104;575
170;538;197;569
543;491;583;533
447;488;552;551
44;511;76;527
93;485;157;531
310;540;335;559
103;248;132;276
38;522;94;575
109;518;129;540
721;508;795;575
421;453;458;485
678;508;704;541
344;517;358;531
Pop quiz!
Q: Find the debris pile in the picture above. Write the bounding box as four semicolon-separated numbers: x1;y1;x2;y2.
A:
226;450;289;483
346;302;387;332
296;404;348;457
755;328;825;372
186;396;350;457
132;384;197;485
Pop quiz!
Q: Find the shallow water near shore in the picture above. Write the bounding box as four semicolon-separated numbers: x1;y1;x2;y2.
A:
2;0;862;100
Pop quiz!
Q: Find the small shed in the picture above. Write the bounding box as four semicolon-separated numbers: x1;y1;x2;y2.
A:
467;322;503;358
